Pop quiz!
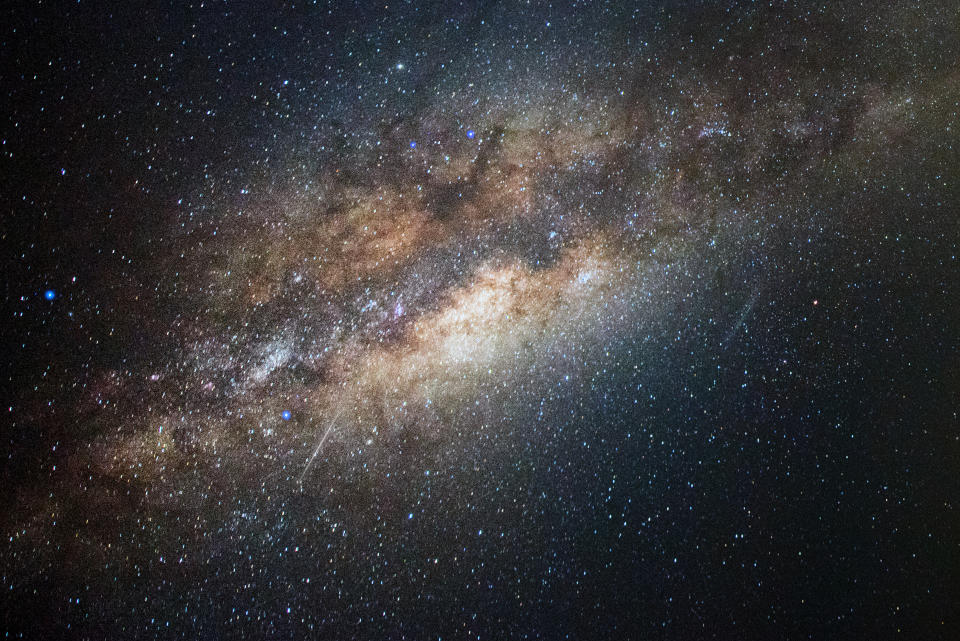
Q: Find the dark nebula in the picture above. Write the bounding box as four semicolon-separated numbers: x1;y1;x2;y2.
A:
2;1;959;639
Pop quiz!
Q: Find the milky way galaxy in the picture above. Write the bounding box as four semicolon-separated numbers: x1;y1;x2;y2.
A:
3;2;960;638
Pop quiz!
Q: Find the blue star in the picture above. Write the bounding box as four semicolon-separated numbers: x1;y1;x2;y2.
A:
281;410;292;421
44;289;56;301
466;129;476;139
409;140;417;149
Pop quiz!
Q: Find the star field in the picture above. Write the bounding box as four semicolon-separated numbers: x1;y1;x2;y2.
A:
2;1;959;639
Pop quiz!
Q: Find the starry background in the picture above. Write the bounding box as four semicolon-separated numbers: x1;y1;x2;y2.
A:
2;1;960;639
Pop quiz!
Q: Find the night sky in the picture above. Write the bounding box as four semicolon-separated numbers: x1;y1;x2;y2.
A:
3;1;960;639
